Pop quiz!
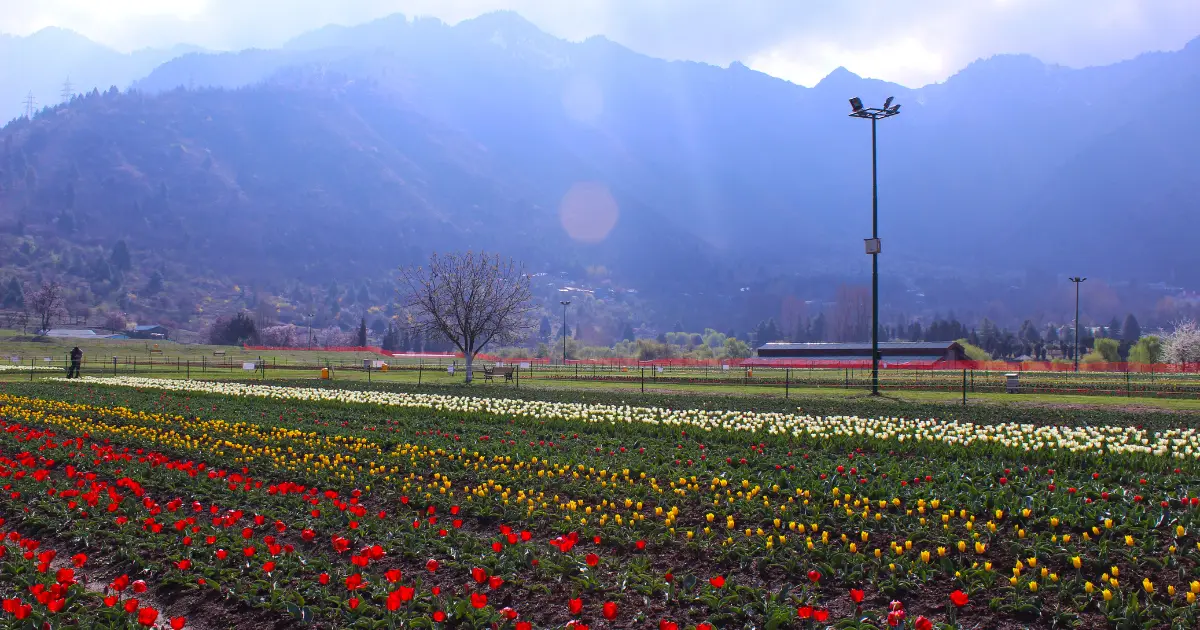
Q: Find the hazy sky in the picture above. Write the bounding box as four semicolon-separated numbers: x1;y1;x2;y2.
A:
2;0;1198;87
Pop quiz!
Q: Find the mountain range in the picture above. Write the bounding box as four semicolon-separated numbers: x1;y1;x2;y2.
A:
0;12;1197;336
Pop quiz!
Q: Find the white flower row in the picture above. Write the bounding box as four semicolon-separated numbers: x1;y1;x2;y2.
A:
56;376;1200;459
1;364;64;372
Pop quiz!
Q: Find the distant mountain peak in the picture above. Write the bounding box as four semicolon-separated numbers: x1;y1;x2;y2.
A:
814;66;863;90
457;10;547;38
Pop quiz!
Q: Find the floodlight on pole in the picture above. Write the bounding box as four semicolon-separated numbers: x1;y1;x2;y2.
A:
1069;277;1086;372
848;96;901;396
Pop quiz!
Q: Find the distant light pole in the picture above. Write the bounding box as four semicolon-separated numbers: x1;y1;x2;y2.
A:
1069;277;1086;372
306;312;314;348
560;300;571;366
849;96;900;395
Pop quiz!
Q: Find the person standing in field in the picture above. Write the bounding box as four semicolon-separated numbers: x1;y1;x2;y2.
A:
67;346;82;378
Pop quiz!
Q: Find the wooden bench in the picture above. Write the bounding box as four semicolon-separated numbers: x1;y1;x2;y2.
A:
482;367;516;382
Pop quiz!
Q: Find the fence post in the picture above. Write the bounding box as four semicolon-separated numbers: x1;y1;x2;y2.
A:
29;358;33;381
962;369;967;406
1126;370;1130;398
641;367;645;394
785;368;790;399
417;362;423;386
187;360;190;380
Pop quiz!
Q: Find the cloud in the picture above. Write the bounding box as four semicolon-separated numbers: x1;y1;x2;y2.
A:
1;0;1196;86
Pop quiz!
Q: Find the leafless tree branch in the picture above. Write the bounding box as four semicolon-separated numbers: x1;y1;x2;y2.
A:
398;251;534;382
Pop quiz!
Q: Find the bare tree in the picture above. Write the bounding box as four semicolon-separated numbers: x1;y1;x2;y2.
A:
27;280;66;334
399;252;534;383
831;285;870;342
1164;319;1200;367
102;311;129;334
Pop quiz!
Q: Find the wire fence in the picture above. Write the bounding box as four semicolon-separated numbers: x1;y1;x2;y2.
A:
11;352;1200;400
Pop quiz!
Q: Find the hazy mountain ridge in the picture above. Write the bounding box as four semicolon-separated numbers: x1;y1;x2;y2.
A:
0;13;1196;335
0;27;202;123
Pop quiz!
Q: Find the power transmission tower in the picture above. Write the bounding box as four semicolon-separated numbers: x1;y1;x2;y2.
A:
60;77;73;103
22;92;36;118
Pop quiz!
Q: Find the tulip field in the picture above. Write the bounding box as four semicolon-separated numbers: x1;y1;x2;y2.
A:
0;378;1198;629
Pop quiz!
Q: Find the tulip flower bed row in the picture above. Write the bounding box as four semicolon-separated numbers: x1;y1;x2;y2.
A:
53;376;1200;459
0;380;1197;629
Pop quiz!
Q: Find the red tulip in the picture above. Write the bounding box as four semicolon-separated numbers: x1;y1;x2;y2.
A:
171;617;186;630
124;599;140;614
569;597;583;614
635;539;646;550
348;597;360;610
709;575;726;588
47;598;65;613
814;610;829;622
489;575;504;589
132;580;148;594
385;569;402;583
318;573;330;585
472;567;488;584
386;590;402;612
659;621;679;630
915;616;933;630
603;601;618;620
585;553;599;567
499;607;518;620
434;611;448;622
345;574;365;591
850;588;865;603
470;592;488;609
798;605;813;619
696;625;713;630
807;570;821;583
950;590;969;607
262;561;276;573
137;607;159;627
71;553;87;567
664;572;673;582
55;568;75;585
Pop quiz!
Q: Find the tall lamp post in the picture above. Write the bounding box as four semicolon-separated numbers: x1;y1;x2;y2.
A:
560;300;571;366
1069;277;1086;372
849;96;900;396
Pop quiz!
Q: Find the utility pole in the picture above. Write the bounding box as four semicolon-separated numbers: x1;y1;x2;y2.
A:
1069;277;1086;372
848;96;901;395
560;300;571;366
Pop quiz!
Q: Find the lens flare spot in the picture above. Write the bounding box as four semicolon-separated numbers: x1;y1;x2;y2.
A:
559;182;619;243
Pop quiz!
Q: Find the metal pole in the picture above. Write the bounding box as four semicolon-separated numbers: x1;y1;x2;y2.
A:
1080;276;1089;374
1070;277;1086;373
785;368;790;399
560;301;571;366
870;116;880;396
962;369;967;405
